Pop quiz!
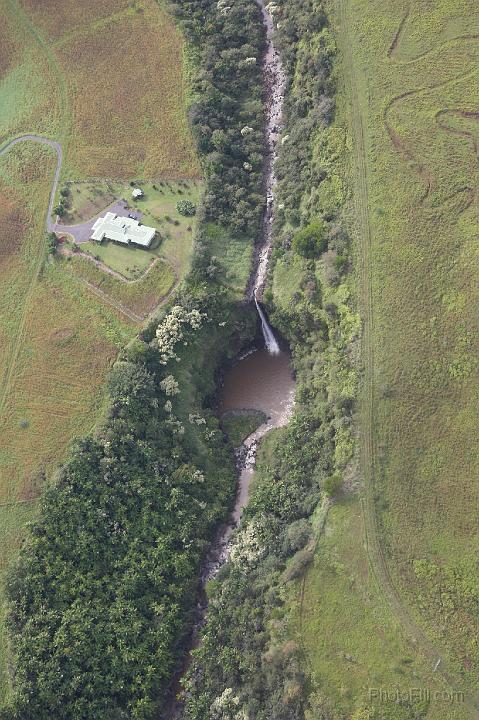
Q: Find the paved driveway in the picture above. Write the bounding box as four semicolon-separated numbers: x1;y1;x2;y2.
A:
53;200;143;243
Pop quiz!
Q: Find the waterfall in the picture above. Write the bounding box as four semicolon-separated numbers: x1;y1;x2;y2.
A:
255;296;280;355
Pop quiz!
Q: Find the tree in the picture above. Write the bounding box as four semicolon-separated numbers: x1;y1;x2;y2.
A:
46;232;58;255
54;204;66;217
292;220;327;258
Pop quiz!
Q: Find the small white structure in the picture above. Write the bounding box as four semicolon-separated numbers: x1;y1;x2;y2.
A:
132;188;143;199
90;212;155;248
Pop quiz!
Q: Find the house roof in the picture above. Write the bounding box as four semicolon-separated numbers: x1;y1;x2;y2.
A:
90;212;155;247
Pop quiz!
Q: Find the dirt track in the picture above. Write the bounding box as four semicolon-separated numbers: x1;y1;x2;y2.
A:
337;1;479;716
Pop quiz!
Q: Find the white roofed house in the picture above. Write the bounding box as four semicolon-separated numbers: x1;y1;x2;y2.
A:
90;212;155;248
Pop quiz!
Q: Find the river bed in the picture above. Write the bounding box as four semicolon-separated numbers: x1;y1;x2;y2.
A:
204;346;295;577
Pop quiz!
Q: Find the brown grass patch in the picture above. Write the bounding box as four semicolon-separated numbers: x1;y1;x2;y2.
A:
53;1;199;179
0;182;26;261
0;4;22;76
0;273;118;502
20;0;129;40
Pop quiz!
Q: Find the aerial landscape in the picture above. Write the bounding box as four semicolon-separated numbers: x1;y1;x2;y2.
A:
0;0;477;718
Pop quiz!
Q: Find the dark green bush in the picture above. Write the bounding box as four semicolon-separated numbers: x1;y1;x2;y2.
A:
292;220;327;258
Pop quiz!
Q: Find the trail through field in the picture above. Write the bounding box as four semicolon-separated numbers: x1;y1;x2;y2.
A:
337;1;479;716
385;15;479;209
0;135;62;422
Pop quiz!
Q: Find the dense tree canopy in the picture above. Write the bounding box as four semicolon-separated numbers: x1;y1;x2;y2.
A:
4;288;255;720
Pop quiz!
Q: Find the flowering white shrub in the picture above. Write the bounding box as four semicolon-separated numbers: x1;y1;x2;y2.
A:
192;469;205;484
188;413;206;426
243;161;252;172
160;375;180;396
241;126;253;136
239;57;256;70
217;0;231;14
266;1;279;15
229;517;266;568
210;688;249;720
164;400;172;413
166;417;184;435
156;306;206;365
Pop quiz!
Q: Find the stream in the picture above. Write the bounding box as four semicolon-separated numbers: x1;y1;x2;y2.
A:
203;0;291;575
160;1;292;715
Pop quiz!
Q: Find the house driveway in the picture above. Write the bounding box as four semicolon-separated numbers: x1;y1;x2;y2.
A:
53;200;143;243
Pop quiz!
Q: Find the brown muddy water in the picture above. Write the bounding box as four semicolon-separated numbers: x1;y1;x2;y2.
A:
220;347;295;425
218;347;295;529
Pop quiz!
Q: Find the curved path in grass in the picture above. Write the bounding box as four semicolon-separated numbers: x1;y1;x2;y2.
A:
0;134;62;232
338;1;479;715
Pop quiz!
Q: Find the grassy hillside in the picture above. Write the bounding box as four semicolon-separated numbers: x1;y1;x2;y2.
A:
283;0;479;716
2;0;199;180
0;1;62;144
337;0;479;690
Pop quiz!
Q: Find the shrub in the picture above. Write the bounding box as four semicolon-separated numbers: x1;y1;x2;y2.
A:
54;204;66;217
324;471;342;497
176;200;197;216
334;254;348;272
46;232;58;255
292;220;327;258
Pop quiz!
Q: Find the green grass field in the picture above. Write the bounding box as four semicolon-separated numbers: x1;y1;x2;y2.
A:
338;0;479;687
0;1;62;145
290;0;479;714
272;1;479;715
293;496;470;720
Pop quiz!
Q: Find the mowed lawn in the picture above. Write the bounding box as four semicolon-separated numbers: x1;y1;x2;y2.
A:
66;180;202;279
20;0;200;180
338;0;479;689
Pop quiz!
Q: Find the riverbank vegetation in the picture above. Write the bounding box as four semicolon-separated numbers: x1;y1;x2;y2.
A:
221;410;267;447
177;2;361;718
176;0;476;718
1;0;266;715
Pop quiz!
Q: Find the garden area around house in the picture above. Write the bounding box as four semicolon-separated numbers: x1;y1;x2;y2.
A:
59;179;201;280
